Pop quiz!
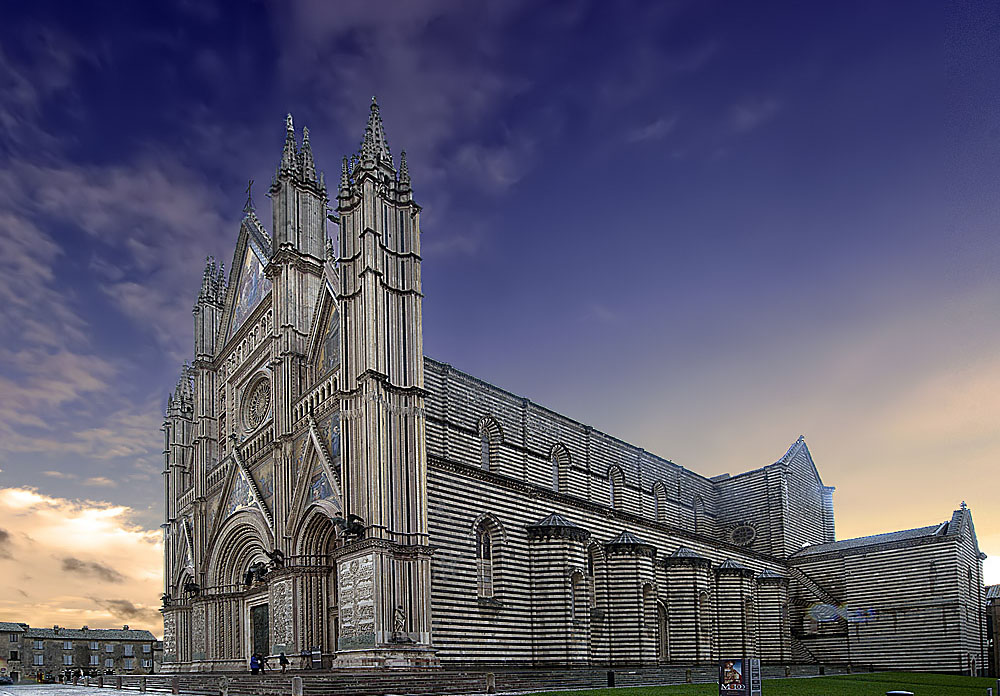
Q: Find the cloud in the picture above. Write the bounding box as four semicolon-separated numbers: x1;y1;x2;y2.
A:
730;97;782;133
0;528;11;559
44;471;76;479
62;557;126;583
82;477;117;488
626;116;678;144
0;488;162;636
95;598;160;623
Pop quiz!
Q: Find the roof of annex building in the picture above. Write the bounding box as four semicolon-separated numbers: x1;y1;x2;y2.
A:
23;626;156;641
792;523;949;557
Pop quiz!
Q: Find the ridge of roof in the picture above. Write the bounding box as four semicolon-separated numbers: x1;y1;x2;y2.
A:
792;523;946;557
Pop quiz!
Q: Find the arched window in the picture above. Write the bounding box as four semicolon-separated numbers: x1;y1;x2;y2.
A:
698;591;711;638
657;601;668;661
692;495;704;533
587;543;601;609
652;481;667;522
476;522;496;598
480;431;491;472
551;444;570;493
477;417;502;472
570;571;585;626
609;466;625;511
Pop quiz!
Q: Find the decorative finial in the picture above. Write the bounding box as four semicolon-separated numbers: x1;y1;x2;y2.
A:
285;113;294;134
961;501;968;510
244;179;255;213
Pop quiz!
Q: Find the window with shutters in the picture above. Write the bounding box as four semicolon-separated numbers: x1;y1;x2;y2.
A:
90;656;99;666
63;641;71;650
124;658;134;670
105;658;113;668
63;655;72;665
33;655;43;666
124;645;133;657
90;641;99;650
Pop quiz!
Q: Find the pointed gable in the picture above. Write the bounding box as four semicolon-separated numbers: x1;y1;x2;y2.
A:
315;297;340;376
228;244;271;340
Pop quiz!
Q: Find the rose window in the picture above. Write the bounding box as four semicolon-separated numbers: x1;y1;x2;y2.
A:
730;524;756;547
243;378;271;430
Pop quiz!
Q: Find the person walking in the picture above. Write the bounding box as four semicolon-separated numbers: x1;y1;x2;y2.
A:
260;654;268;675
249;654;260;675
279;653;289;674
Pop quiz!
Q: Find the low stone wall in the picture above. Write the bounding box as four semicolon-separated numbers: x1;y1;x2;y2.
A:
75;663;855;696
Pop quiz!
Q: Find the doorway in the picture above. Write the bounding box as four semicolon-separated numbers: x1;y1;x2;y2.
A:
251;604;270;657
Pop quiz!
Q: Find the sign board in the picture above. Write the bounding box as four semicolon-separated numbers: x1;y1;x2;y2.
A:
748;657;762;696
720;657;762;696
719;659;746;694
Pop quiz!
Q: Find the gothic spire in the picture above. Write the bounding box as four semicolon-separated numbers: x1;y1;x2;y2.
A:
360;96;391;169
339;156;351;198
281;113;298;173
398;150;410;190
199;256;215;300
215;263;227;305
300;126;317;183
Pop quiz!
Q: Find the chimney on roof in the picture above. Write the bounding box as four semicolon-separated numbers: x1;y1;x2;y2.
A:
81;626;88;630
53;625;60;633
122;625;129;630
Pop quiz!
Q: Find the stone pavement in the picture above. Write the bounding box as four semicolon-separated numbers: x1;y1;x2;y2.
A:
0;686;107;696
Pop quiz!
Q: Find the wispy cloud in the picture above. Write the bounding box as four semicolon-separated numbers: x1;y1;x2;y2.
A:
61;557;125;584
730;97;782;133
626;116;678;144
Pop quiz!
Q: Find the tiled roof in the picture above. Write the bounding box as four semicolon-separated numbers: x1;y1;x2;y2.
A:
792;524;946;557
758;568;785;579
0;622;26;633
671;546;706;559
607;530;651;546
717;559;747;570
529;513;581;528
24;627;155;641
986;584;1000;601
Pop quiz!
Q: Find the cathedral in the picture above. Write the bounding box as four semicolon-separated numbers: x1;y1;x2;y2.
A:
161;99;987;674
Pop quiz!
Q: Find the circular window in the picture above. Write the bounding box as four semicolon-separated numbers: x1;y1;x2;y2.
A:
730;524;756;547
243;378;271;430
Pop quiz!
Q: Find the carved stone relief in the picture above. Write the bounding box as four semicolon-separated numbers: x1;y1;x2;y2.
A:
270;578;295;650
337;553;375;649
163;612;178;662
192;603;207;660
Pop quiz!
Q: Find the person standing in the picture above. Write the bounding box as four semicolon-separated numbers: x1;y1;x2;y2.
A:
249;654;260;675
279;653;289;674
260;654;268;675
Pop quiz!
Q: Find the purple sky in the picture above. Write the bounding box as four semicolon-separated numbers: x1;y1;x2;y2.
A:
1;0;999;633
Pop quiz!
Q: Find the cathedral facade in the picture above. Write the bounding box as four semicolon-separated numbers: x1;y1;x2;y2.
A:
161;101;987;673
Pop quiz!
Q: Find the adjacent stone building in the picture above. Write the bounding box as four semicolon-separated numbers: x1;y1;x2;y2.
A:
0;622;26;681
160;100;987;673
0;624;157;680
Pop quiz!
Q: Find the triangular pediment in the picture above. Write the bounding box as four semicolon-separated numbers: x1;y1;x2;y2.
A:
286;417;344;535
220;212;273;344
307;270;340;380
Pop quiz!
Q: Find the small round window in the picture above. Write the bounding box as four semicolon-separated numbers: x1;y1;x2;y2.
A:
730;524;756;547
